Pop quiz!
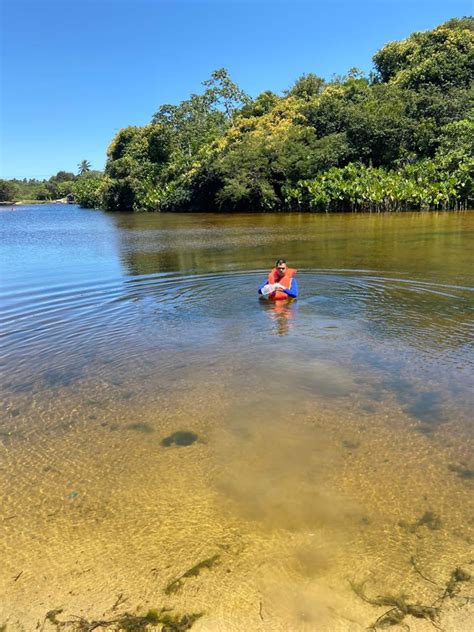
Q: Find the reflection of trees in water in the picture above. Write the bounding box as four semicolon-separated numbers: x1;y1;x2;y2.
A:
110;213;199;274
121;247;202;276
107;211;474;434
111;211;471;280
110;211;472;353
110;212;317;276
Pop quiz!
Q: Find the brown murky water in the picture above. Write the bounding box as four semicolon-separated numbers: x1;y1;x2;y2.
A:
1;206;473;631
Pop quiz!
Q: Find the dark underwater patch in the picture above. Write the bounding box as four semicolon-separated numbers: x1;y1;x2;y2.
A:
379;371;446;429
161;431;198;447
399;510;442;533
42;368;81;388
164;554;219;594
126;422;154;434
448;463;474;480
342;439;360;450
404;391;445;424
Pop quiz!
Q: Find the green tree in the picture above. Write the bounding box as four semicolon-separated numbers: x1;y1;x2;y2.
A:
202;68;251;123
36;184;52;200
97;20;473;213
373;17;474;89
0;179;18;202
77;160;92;175
240;91;280;118
214;134;279;210
50;170;76;183
73;174;106;208
104;125;171;211
286;73;326;100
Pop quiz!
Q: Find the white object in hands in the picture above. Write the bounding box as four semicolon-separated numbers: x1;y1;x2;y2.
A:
260;283;277;298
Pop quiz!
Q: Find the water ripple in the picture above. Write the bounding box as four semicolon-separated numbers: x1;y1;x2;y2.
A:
1;269;472;388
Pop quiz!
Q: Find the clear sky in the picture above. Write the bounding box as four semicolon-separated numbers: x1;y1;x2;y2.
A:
1;0;471;180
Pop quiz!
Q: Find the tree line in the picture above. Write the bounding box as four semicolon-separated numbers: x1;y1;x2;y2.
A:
0;161;94;203
3;18;473;212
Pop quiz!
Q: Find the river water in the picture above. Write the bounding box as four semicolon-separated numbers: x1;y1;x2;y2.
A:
1;205;473;631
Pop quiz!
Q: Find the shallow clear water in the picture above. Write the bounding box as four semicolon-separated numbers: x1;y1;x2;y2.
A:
1;205;473;630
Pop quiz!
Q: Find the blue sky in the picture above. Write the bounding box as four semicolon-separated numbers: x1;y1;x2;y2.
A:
1;0;471;180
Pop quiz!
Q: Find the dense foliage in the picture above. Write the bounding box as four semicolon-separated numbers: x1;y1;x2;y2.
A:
18;18;474;212
0;164;101;203
0;179;18;202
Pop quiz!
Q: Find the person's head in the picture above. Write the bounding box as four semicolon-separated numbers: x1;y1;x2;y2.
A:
275;258;288;278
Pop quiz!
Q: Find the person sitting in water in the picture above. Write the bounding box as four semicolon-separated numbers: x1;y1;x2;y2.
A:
258;258;298;300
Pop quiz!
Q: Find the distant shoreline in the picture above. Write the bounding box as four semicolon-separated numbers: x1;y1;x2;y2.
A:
4;201;473;214
1;198;72;206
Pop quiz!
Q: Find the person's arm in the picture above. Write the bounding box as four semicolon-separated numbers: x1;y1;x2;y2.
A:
282;278;298;298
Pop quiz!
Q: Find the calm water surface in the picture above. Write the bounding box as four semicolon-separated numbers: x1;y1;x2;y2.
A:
1;205;473;630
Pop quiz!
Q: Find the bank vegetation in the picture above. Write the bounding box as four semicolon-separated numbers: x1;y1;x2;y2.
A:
3;18;472;213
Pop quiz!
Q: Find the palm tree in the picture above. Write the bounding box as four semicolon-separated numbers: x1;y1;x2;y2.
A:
77;160;91;175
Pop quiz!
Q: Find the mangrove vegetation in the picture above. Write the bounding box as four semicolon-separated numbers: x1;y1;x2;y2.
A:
3;18;473;212
83;18;473;213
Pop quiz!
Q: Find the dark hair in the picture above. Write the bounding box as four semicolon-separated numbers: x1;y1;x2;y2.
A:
275;258;286;266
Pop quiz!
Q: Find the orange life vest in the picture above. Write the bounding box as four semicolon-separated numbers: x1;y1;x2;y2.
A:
267;267;297;301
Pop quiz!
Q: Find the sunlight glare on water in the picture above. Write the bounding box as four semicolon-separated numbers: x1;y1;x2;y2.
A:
1;205;473;630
